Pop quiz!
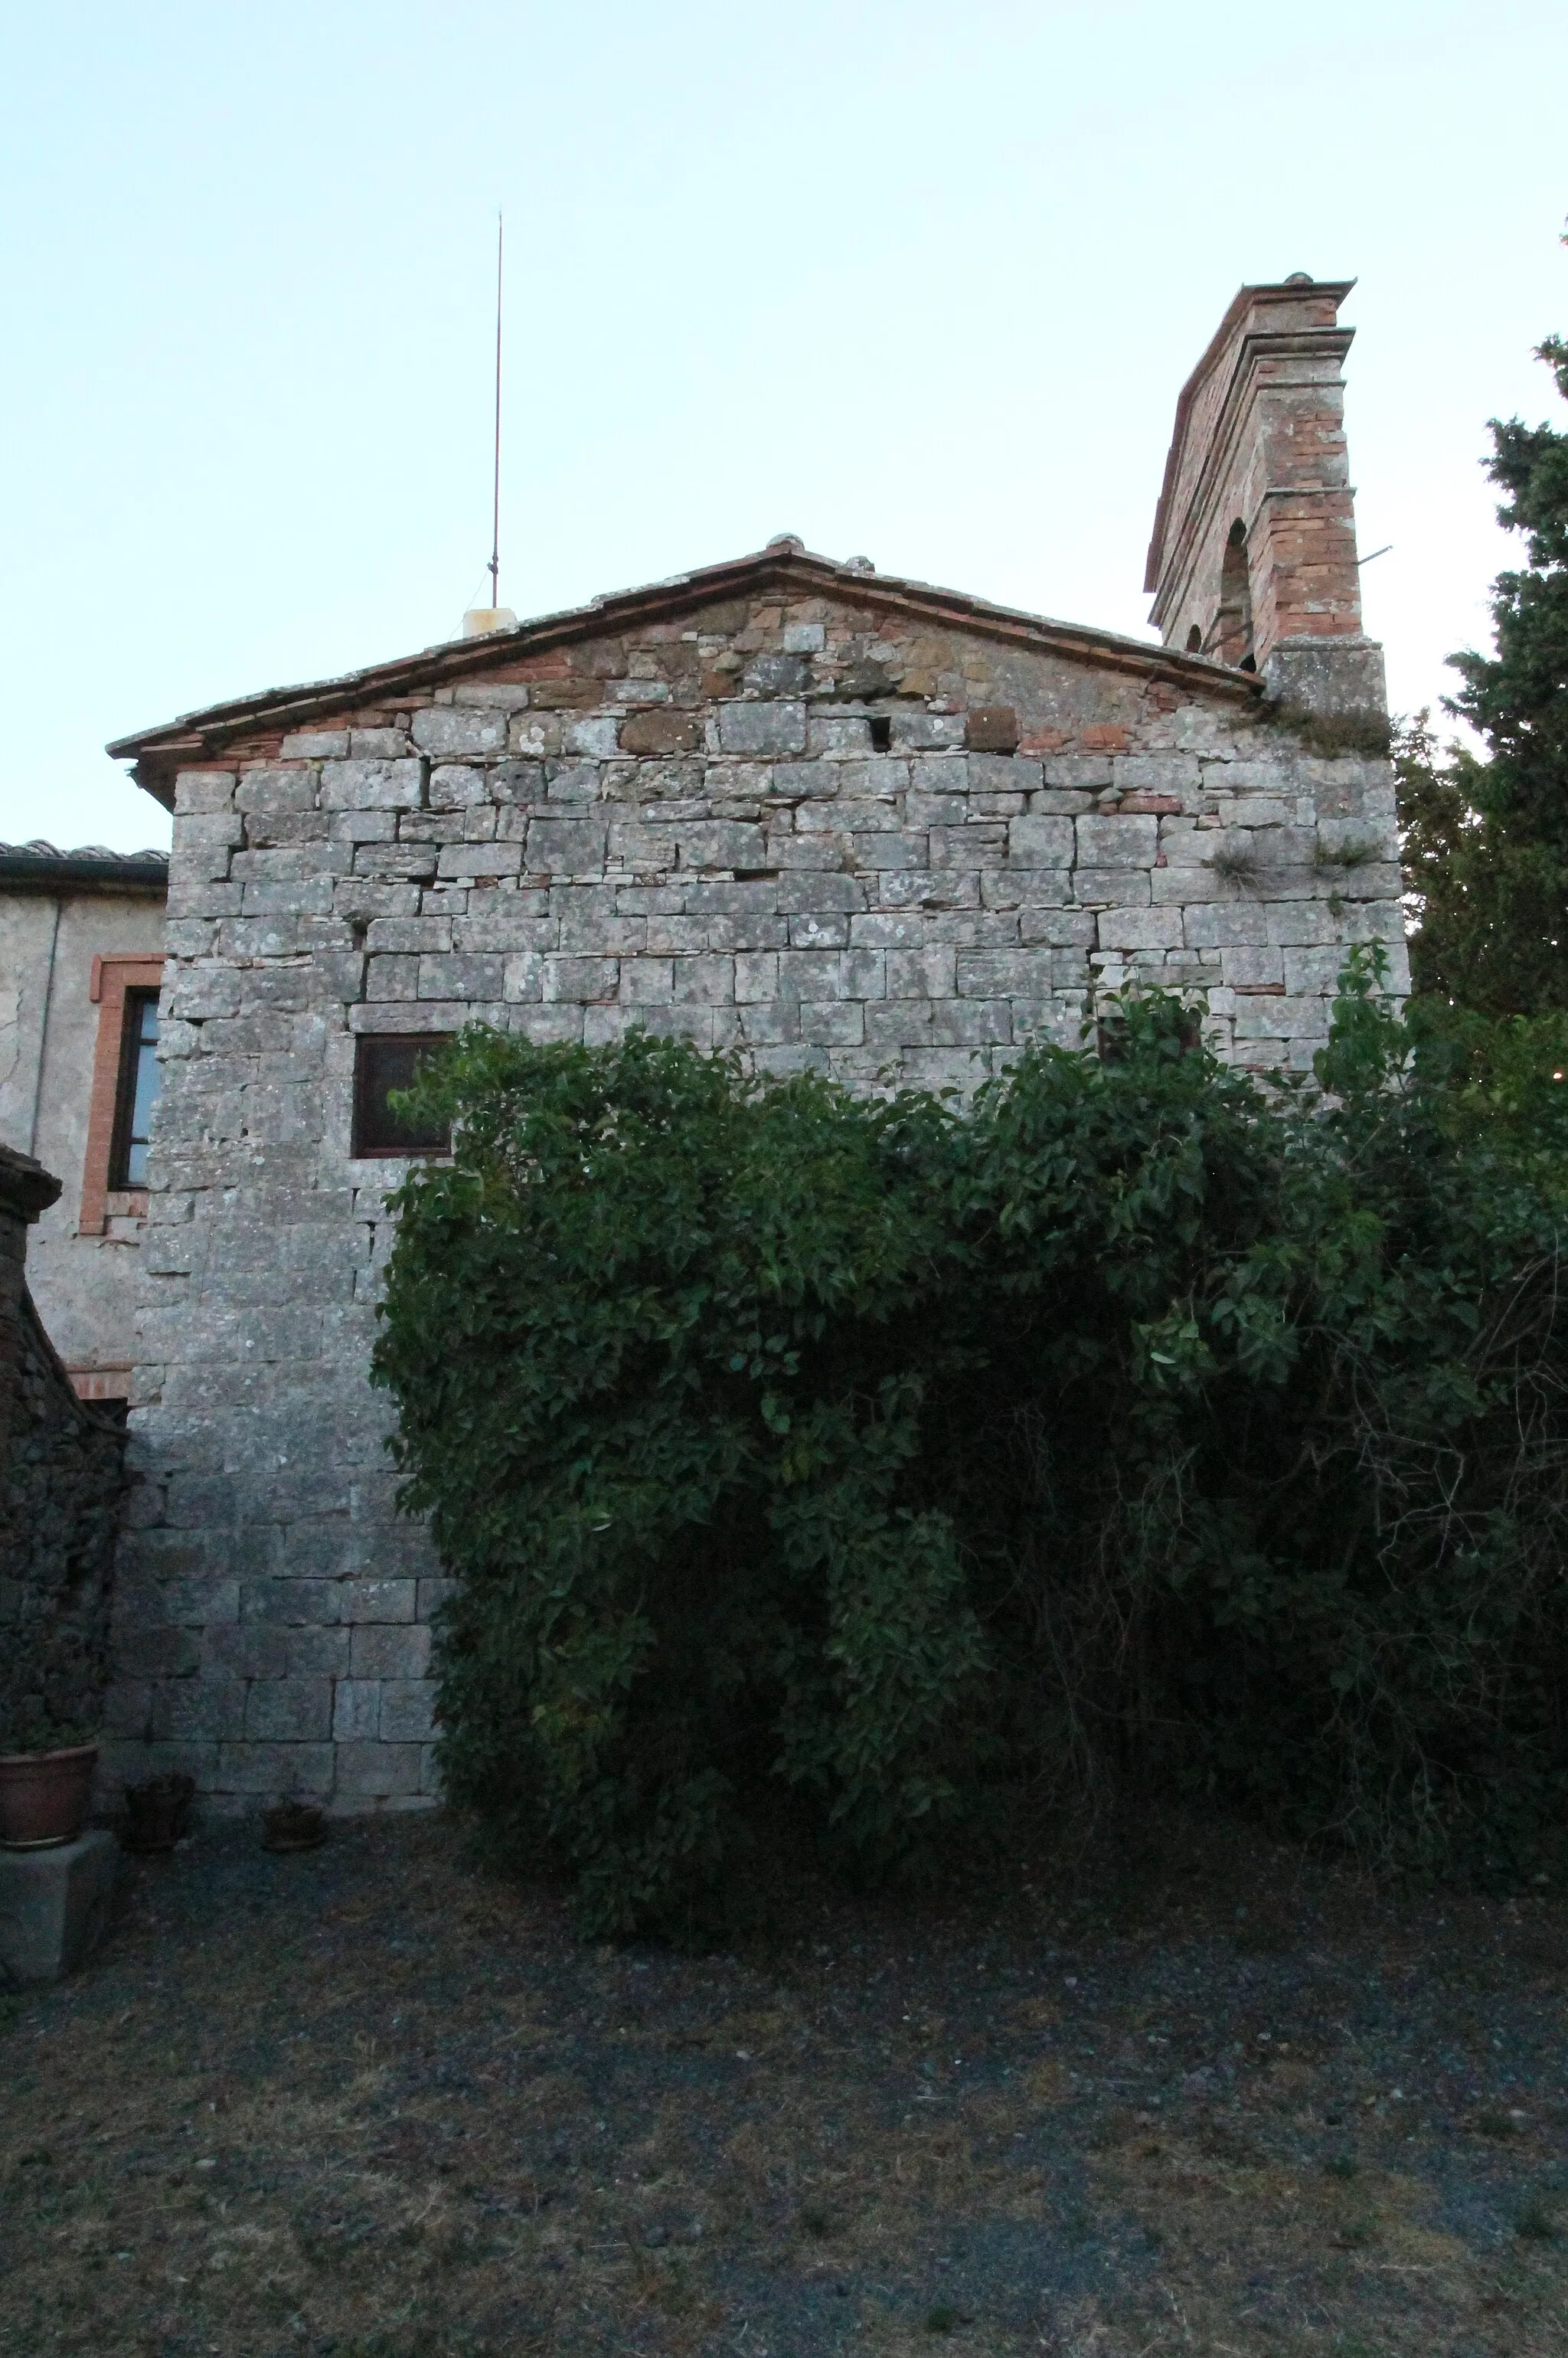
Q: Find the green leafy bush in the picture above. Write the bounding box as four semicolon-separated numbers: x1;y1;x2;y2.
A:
373;963;1568;1934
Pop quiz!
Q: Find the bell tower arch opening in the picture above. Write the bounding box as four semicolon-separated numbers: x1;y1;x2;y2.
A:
1215;520;1255;669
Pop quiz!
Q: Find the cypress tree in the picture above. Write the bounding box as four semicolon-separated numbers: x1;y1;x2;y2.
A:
1405;256;1568;1015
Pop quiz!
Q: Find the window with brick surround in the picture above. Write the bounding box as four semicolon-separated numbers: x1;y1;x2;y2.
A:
352;1035;452;1158
80;954;166;1235
109;989;162;1188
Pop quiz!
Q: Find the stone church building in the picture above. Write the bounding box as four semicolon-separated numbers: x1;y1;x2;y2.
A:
87;273;1405;1809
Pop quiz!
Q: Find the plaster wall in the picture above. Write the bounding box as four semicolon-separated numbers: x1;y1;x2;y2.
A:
0;897;58;1153
106;586;1408;1810
0;891;165;1382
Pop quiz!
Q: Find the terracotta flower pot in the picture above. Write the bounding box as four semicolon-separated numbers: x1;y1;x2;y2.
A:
260;1799;326;1853
0;1743;100;1849
122;1772;196;1855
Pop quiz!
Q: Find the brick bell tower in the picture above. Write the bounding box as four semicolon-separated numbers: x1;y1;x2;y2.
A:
1144;275;1387;717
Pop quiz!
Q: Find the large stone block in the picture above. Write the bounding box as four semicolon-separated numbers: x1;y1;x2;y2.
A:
379;1680;437;1743
525;818;609;875
245;1679;334;1742
410;707;508;757
956;950;1059;998
933;998;1011;1046
1223;947;1286;989
319;759;424;811
237;767;318;814
677;822;767;872
0;1832;118;1986
1008;815;1074;867
1076;814;1158;868
714;702;807;757
333;1742;424;1798
201;1631;287;1688
1096;907;1184;951
332;1679;381;1742
886;946;956;1000
286;1627;351;1678
154;1676;248;1742
174;769;237;813
1263;635;1388;720
217;1741;334;1796
435;842;522;881
338;1578;416;1624
348;1624;432;1681
1074;868;1152;908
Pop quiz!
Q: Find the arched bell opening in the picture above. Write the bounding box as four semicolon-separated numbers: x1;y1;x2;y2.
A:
1215;519;1255;669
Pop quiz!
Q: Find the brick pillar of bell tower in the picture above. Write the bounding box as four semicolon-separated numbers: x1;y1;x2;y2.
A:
1144;275;1387;718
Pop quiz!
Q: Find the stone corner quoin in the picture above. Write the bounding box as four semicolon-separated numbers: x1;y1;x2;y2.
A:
106;589;1407;1811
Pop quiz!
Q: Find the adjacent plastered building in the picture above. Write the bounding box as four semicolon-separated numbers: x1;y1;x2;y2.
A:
97;274;1408;1809
0;842;169;1404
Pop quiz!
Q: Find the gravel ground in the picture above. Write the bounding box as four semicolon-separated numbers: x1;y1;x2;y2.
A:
2;1808;1566;2356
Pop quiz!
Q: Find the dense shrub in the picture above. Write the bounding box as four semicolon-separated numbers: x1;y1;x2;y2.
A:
373;963;1568;1934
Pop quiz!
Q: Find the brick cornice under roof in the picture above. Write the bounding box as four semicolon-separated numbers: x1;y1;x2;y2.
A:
107;543;1262;810
0;840;170;896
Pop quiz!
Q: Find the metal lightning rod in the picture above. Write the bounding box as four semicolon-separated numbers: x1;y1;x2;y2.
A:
488;211;504;611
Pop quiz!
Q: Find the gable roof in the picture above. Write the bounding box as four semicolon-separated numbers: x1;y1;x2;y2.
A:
109;540;1262;809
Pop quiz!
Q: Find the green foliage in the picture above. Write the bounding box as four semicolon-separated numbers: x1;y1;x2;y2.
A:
1402;259;1568;1015
374;975;1568;1936
1266;706;1393;760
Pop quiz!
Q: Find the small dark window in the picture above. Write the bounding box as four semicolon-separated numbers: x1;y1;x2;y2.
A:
867;715;893;753
1185;625;1203;653
109;989;163;1188
353;1035;452;1157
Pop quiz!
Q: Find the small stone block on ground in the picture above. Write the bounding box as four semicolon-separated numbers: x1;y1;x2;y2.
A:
0;1829;118;1985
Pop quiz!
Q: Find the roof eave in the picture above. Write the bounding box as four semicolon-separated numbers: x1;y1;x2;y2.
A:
0;849;170;896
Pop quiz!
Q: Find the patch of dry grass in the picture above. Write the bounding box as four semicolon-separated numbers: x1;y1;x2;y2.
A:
2;1813;1566;2356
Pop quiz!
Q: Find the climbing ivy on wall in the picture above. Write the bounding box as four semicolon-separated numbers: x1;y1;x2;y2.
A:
373;971;1568;1936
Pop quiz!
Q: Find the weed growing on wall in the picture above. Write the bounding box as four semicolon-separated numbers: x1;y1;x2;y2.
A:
374;962;1568;1935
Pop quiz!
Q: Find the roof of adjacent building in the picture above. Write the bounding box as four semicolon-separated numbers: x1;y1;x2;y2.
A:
106;539;1260;809
0;841;170;895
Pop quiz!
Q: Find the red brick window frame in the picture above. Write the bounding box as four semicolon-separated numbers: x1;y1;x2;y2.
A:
80;954;166;1236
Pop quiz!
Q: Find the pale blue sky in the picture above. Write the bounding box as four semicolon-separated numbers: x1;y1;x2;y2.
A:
2;1;1564;854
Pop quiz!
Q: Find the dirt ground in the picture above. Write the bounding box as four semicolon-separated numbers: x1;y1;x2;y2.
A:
2;1809;1566;2358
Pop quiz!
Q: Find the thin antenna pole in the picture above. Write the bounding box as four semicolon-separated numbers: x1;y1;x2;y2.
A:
488;211;504;610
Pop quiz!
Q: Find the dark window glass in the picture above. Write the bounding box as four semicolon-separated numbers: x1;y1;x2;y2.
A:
111;989;162;1188
352;1035;452;1157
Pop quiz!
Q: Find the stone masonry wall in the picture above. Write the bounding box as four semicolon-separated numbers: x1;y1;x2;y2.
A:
106;577;1408;1807
0;1145;127;1751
